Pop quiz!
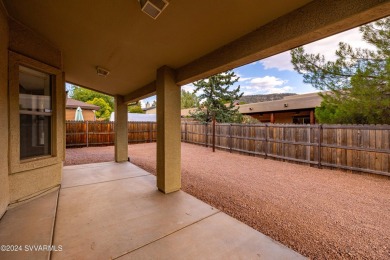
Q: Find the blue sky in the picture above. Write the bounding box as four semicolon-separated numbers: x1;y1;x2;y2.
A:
142;26;372;107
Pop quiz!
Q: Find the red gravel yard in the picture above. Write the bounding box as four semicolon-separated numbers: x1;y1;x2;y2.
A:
65;143;390;259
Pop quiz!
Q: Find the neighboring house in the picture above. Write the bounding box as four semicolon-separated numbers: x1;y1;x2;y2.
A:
238;93;323;124
110;112;156;122
181;93;322;124
180;108;196;117
144;106;156;114
65;98;100;121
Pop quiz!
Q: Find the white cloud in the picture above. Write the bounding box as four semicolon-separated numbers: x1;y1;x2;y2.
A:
182;83;205;95
241;76;293;94
260;52;294;71
237;77;253;82
259;27;373;71
233;72;252;82
181;83;195;92
249;76;286;88
304;27;373;60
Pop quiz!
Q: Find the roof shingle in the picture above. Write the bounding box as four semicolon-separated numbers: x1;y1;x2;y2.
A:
66;98;100;110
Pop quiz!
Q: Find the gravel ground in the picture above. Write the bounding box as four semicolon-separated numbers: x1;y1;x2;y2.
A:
65;143;390;259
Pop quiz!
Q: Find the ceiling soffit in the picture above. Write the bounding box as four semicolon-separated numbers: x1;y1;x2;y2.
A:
3;0;390;101
3;0;312;96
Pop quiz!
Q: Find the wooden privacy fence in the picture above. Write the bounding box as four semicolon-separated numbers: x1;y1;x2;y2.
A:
182;122;390;177
66;121;156;147
66;121;390;177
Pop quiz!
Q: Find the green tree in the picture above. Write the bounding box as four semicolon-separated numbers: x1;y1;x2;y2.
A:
181;90;199;109
191;71;243;123
86;98;112;119
128;101;145;114
290;17;390;124
242;115;260;124
70;85;115;112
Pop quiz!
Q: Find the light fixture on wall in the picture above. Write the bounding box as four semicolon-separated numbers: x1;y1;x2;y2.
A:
96;66;110;77
138;0;169;19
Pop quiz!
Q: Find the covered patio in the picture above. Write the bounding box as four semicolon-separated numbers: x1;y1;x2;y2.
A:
0;162;304;259
1;0;390;258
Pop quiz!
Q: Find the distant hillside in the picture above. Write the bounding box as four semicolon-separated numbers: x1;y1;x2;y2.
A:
238;93;296;104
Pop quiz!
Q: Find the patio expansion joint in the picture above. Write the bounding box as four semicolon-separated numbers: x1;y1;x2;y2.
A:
61;174;152;190
111;210;221;259
49;187;61;260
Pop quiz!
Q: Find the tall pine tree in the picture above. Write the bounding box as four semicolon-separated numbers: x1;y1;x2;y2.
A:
290;17;390;124
191;71;243;123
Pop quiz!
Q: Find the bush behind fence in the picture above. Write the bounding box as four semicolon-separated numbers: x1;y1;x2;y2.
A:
66;121;390;177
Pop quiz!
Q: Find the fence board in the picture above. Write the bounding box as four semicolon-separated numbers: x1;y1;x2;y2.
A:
182;122;390;177
66;121;156;147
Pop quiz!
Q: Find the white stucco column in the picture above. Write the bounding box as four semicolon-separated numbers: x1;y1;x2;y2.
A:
115;95;128;162
156;66;181;193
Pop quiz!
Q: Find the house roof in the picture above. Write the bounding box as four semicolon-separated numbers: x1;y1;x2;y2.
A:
143;106;157;111
238;92;322;114
180;93;322;116
3;0;386;102
66;98;100;110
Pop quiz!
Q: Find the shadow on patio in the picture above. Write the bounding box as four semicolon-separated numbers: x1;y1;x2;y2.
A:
0;162;304;259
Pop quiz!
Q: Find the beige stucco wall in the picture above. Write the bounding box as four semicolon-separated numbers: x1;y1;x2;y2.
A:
156;66;181;193
8;18;62;69
66;109;96;121
145;107;156;114
7;17;64;203
8;163;62;203
114;95;129;162
0;3;10;217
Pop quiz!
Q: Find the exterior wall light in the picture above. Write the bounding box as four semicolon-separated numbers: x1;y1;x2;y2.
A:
139;0;169;19
96;67;110;77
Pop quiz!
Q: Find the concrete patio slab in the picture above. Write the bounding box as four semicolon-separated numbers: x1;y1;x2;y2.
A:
61;161;148;188
119;212;304;260
0;162;305;259
52;163;219;259
0;189;59;260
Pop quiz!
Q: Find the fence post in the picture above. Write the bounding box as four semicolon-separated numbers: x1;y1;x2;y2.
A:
265;124;268;159
149;122;153;142
318;124;322;168
282;126;285;161
183;122;186;142
86;121;89;147
205;123;208;147
212;116;216;152
229;124;232;153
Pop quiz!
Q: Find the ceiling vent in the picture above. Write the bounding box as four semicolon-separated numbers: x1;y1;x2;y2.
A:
139;0;169;19
96;67;110;77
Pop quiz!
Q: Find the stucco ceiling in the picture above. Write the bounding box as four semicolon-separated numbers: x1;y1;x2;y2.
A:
3;0;313;96
4;0;390;100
